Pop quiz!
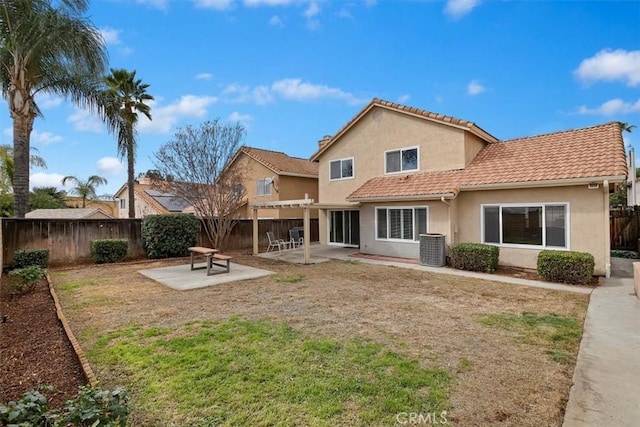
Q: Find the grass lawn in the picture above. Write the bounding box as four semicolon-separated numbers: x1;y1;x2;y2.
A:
53;255;589;426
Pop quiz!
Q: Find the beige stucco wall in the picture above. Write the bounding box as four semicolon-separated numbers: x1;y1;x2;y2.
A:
278;175;319;219
318;107;473;205
114;188;163;218
464;133;486;166
456;185;609;275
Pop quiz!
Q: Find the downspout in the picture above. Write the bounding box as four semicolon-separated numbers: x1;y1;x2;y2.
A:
604;180;611;278
440;197;452;251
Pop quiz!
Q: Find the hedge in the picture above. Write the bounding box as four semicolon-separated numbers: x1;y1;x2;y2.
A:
14;248;49;268
142;213;200;259
91;239;129;263
450;243;499;273
537;250;595;285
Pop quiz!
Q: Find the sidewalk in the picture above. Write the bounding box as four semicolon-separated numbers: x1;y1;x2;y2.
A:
563;259;640;426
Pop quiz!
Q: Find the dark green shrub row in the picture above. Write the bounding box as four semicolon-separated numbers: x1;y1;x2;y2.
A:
91;239;128;264
142;213;200;259
450;243;499;273
14;248;49;268
537;250;594;285
0;386;130;426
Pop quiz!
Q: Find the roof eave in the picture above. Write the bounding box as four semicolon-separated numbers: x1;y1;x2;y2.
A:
279;172;319;179
346;192;457;202
460;175;627;191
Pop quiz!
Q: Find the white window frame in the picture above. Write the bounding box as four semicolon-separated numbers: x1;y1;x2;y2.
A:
480;202;570;250
384;146;419;174
329;157;355;181
256;178;272;196
119;198;126;209
375;206;429;242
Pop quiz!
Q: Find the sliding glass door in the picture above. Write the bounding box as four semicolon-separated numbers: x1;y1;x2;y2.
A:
328;210;360;246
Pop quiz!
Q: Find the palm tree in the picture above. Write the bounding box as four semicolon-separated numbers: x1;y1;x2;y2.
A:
62;174;107;208
0;0;109;218
103;68;153;218
0;144;47;194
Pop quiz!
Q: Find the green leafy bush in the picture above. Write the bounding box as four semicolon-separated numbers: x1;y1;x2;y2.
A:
8;266;46;294
0;389;50;426
142;214;200;259
91;239;128;263
537;250;595;285
14;248;49;268
450;243;499;273
0;386;130;427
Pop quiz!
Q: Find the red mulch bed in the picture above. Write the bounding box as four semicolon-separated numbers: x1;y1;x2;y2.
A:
0;276;86;407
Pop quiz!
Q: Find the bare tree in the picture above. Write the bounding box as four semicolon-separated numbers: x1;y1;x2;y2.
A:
152;120;247;249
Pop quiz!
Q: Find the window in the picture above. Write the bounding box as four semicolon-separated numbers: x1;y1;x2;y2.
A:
482;204;568;248
329;158;354;180
256;178;272;196
376;207;428;241
385;147;418;174
119;198;126;209
231;183;244;198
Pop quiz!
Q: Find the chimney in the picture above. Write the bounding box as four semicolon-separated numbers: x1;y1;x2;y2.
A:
138;175;151;185
318;135;332;149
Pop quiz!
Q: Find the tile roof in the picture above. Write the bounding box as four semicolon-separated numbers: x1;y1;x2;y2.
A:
241;146;319;177
25;208;113;219
348;122;627;200
310;98;499;161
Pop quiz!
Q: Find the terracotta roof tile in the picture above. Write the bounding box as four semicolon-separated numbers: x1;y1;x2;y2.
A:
241;146;318;177
348;122;627;200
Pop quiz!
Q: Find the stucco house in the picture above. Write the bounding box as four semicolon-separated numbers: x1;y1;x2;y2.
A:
226;146;319;219
114;176;191;218
26;208;113;219
310;98;627;276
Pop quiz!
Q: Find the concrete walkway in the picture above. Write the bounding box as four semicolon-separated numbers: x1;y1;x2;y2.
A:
563;258;640;426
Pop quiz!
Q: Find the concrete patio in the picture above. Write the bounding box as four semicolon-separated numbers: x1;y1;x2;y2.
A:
257;244;359;264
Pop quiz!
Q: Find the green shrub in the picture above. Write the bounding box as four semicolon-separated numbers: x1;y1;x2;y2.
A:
58;386;130;427
537;250;595;285
142;213;200;259
91;239;128;263
0;389;50;426
450;243;499;273
14;248;49;268
8;266;46;294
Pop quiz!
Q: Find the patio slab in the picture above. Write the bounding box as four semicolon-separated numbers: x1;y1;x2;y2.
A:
139;262;274;290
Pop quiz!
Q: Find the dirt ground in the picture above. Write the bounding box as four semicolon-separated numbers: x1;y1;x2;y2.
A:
0;276;86;407
51;255;589;426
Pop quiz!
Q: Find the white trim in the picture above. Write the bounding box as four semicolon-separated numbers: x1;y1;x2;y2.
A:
384;146;420;175
256;177;272;196
480;202;570;250
375;206;429;242
329;157;355;181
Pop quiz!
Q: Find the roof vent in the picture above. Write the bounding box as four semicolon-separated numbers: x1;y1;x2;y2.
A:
318;135;332;149
588;183;600;190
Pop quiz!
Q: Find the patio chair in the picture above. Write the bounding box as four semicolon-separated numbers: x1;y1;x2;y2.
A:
289;228;304;249
266;231;288;252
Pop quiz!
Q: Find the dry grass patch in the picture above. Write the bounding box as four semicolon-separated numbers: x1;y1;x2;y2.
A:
52;255;588;426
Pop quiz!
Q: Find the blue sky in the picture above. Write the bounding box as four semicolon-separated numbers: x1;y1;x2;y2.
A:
1;0;639;197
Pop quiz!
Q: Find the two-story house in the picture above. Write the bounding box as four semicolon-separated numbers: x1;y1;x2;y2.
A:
114;175;191;218
226;146;319;219
310;98;627;276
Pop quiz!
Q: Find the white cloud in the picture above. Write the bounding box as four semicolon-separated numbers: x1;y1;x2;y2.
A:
269;15;284;27
99;27;121;45
97;157;124;175
304;1;319;18
36;93;63;109
444;0;481;19
575;49;640;87
193;0;234;9
134;0;168;9
32;130;63;145
67;109;105;133
195;72;214;80
576;98;640;116
397;94;411;104
30;172;66;190
222;83;274;104
244;0;298;5
138;95;218;134
271;78;365;105
228;111;253;123
467;80;486;96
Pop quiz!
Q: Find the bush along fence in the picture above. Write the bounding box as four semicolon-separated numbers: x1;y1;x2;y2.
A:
1;217;319;267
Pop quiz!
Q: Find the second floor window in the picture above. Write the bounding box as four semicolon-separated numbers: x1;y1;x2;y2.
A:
119;198;126;209
257;178;272;196
329;158;354;180
385;147;418;174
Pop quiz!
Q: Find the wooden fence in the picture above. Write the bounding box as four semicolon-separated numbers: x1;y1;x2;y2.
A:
0;217;319;267
610;207;640;251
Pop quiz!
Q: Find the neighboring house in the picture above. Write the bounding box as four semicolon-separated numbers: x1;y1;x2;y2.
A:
310;98;627;276
65;196;118;217
226;146;319;219
26;208;113;219
114;176;191;218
